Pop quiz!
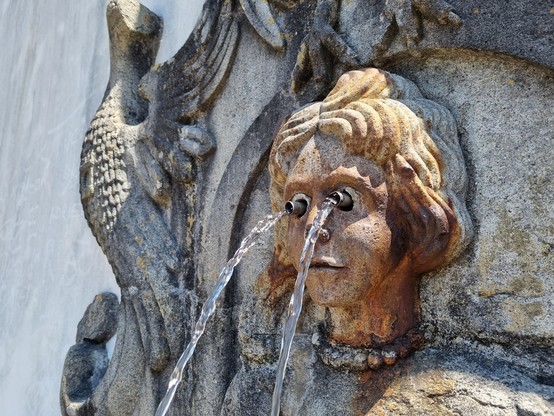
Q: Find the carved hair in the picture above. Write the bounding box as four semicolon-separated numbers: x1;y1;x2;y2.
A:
269;68;472;272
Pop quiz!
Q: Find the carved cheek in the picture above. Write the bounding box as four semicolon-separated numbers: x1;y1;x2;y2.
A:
346;218;391;272
286;218;306;269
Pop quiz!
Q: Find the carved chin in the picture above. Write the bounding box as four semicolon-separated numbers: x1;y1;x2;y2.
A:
305;268;370;307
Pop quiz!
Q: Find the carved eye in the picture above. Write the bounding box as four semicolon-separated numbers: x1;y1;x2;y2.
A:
285;193;309;217
341;188;356;212
328;189;353;211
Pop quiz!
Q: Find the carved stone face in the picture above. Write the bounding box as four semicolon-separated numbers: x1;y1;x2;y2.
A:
285;134;397;308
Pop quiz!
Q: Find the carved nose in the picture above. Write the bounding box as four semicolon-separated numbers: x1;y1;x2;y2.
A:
305;226;330;242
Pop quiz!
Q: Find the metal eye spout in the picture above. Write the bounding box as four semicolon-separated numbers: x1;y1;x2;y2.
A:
285;199;308;216
327;191;353;211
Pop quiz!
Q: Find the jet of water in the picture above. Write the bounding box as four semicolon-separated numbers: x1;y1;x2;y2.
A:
156;211;286;416
271;199;335;416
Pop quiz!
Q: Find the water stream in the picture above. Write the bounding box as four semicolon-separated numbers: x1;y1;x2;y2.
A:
270;199;335;416
155;211;286;416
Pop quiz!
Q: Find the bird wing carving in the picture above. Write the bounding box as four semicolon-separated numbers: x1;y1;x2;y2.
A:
130;0;241;190
143;0;238;130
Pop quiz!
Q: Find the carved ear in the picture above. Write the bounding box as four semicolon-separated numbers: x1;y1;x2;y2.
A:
388;154;459;274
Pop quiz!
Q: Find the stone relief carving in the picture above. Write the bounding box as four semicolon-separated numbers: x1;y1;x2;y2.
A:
60;294;118;415
62;0;554;414
62;0;238;413
291;0;462;94
223;68;552;415
266;67;472;367
224;68;474;413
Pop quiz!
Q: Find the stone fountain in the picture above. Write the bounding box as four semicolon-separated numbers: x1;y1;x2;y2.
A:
61;0;554;414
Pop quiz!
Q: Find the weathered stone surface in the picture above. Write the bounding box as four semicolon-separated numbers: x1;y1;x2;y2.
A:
76;293;118;343
61;0;553;414
61;294;118;416
366;347;554;416
225;344;554;415
342;0;554;71
387;50;554;351
61;343;109;416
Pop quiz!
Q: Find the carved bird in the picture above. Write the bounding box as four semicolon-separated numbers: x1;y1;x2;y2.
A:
80;0;236;381
79;0;296;367
75;0;294;413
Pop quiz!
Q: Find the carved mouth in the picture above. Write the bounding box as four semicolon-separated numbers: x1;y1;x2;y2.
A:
310;258;344;269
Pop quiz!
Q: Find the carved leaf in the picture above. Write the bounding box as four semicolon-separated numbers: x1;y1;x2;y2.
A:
375;0;462;52
239;0;285;51
291;0;462;95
